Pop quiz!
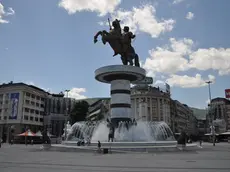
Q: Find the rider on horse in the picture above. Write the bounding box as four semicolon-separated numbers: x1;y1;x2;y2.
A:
121;26;139;66
94;19;140;67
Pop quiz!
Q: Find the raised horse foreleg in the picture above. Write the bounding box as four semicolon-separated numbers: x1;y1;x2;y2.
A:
94;31;102;43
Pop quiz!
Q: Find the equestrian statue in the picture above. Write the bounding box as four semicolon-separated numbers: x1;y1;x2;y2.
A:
94;19;140;67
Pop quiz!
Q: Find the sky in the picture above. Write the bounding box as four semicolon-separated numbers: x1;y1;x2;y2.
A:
0;0;230;109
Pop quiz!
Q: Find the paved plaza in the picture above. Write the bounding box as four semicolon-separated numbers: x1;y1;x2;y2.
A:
0;143;230;172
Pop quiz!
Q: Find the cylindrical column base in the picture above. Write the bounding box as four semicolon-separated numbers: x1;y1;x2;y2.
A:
110;80;131;126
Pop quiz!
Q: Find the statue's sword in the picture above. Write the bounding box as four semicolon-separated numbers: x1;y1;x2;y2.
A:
108;18;112;30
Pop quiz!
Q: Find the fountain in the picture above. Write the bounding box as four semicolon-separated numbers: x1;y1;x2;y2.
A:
53;18;180;152
61;64;177;152
67;121;175;142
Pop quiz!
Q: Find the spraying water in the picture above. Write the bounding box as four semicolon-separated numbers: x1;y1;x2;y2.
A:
66;120;175;142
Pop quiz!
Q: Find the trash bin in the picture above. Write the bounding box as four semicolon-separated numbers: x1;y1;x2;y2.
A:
103;148;108;154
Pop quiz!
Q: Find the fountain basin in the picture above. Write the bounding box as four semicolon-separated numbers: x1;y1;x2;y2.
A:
55;140;179;153
63;141;177;147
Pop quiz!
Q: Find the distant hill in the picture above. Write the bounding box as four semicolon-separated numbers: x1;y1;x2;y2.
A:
190;107;207;120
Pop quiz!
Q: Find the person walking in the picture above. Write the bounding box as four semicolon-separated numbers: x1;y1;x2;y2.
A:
97;141;101;153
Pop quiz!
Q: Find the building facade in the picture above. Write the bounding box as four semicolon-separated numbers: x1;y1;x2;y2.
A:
0;82;78;141
0;82;47;142
170;100;197;136
130;85;171;126
208;97;230;133
86;98;110;121
190;107;208;136
44;92;76;137
227;104;230;131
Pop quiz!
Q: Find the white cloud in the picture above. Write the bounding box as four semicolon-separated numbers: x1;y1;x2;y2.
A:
170;38;193;54
154;80;165;85
166;74;215;88
144;37;230;80
111;5;175;38
0;3;8;23
0;3;15;23
186;12;194;20
143;38;192;76
189;48;230;75
66;87;87;99
6;7;15;16
58;0;121;16
173;0;185;4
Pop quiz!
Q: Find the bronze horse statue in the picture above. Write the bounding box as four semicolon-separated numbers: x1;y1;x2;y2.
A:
94;19;140;67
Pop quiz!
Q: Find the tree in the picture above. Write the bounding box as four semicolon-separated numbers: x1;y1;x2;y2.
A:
96;113;104;121
70;101;89;124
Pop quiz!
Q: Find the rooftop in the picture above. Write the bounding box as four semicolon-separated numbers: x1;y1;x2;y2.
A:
0;82;47;93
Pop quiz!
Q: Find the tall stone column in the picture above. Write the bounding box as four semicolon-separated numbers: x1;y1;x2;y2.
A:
95;65;145;127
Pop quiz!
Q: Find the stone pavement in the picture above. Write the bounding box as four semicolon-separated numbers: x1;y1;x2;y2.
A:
0;142;230;172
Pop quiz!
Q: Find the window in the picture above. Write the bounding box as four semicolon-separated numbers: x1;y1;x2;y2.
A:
35;110;39;115
0;101;2;105
36;96;40;100
5;100;8;104
26;92;30;97
30;109;35;113
0;109;1;113
24;115;28;120
30;116;34;121
35;117;38;122
0;116;1;120
4;116;7;120
24;108;29;112
36;103;39;107
4;109;7;112
41;98;44;102
25;100;30;104
40;104;44;108
40;111;43;115
40;118;43;122
31;94;35;99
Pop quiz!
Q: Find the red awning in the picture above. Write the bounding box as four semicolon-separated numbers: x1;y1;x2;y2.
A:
18;130;36;136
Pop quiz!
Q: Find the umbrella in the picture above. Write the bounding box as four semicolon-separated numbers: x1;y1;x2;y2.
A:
18;130;36;136
35;131;42;137
204;133;219;136
220;131;230;135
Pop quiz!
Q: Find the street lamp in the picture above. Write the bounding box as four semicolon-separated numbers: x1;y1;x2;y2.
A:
206;81;215;146
64;89;70;140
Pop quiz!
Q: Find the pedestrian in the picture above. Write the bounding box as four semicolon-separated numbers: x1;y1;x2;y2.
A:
97;140;101;153
199;139;202;147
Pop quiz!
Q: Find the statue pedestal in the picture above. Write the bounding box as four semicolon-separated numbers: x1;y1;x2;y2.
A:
95;65;145;126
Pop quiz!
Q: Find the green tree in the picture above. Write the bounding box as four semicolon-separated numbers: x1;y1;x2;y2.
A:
96;112;104;121
70;100;89;124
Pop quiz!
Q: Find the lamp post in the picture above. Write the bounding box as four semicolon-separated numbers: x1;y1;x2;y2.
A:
64;89;70;140
206;81;215;146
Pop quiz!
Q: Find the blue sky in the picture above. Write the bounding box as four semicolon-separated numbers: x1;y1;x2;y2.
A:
0;0;230;108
